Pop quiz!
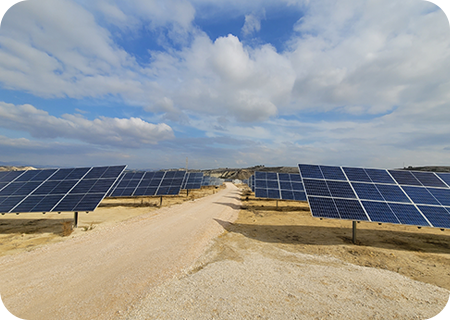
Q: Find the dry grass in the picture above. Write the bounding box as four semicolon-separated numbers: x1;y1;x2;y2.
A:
61;221;73;237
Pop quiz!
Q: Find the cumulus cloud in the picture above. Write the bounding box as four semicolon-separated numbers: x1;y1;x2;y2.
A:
0;0;144;99
288;0;450;114
0;0;450;169
0;102;174;148
145;33;294;122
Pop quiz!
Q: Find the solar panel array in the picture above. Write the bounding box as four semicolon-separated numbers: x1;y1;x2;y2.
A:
107;170;186;197
0;166;126;214
254;172;306;201
201;176;224;186
248;175;254;192
298;164;450;229
181;172;203;190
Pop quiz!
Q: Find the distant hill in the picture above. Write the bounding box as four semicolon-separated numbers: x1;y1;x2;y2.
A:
201;166;299;180
403;166;450;173
0;166;36;172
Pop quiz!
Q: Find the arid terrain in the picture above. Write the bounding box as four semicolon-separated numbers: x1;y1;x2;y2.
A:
0;183;449;319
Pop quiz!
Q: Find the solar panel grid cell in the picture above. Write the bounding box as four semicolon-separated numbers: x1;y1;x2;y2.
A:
281;190;294;200
29;169;57;181
293;191;307;201
326;181;357;199
343;167;372;182
14;170;41;182
364;169;396;184
266;180;279;189
278;173;290;181
255;188;267;198
401;186;440;206
320;165;347;181
389;170;422;186
302;179;331;197
308;196;340;219
427;188;450;206
66;168;90;180
0;171;25;183
351;182;385;201
291;182;303;191
49;169;74;181
279;181;292;190
361;201;400;224
417;205;450;229
333;198;369;221
298;164;324;179
267;189;281;199
388;203;430;226
437;173;450;187
411;172;448;188
375;184;411;203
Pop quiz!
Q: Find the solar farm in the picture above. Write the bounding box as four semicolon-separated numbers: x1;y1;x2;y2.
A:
0;163;449;319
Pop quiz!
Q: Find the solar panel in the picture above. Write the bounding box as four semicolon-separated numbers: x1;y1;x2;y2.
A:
181;172;204;190
107;170;186;197
299;164;450;229
201;175;224;186
253;172;306;201
0;165;126;214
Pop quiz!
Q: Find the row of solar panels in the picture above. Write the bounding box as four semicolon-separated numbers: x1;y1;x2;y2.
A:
250;172;306;201
107;171;222;197
246;165;450;229
0;167;223;214
299;164;450;229
0;166;126;214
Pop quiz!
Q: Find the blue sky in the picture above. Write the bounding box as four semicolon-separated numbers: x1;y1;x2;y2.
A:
0;0;450;170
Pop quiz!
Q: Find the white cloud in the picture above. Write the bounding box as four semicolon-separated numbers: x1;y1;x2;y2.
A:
0;0;450;169
287;0;450;114
0;0;143;99
242;13;262;36
0;102;174;148
142;33;294;122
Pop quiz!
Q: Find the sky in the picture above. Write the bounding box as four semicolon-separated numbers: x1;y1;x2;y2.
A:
0;0;449;171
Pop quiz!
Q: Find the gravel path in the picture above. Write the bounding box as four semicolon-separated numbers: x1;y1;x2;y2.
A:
123;241;449;320
0;183;240;320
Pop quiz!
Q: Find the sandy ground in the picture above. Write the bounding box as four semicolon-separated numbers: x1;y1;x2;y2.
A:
0;184;236;320
123;185;449;319
0;183;449;319
0;186;222;258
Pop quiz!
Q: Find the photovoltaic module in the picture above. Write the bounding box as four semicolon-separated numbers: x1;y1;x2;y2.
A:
181;172;203;190
107;170;186;197
0;165;126;214
253;171;306;201
298;164;450;229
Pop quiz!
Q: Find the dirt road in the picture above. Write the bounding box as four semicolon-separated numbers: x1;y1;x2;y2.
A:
0;183;241;320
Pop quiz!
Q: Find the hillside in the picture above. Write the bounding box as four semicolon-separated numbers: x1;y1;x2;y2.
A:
0;166;36;172
202;166;299;180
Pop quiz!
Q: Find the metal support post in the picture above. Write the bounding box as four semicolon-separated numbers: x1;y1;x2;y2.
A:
74;212;79;228
160;196;163;207
352;221;357;244
187;189;189;197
